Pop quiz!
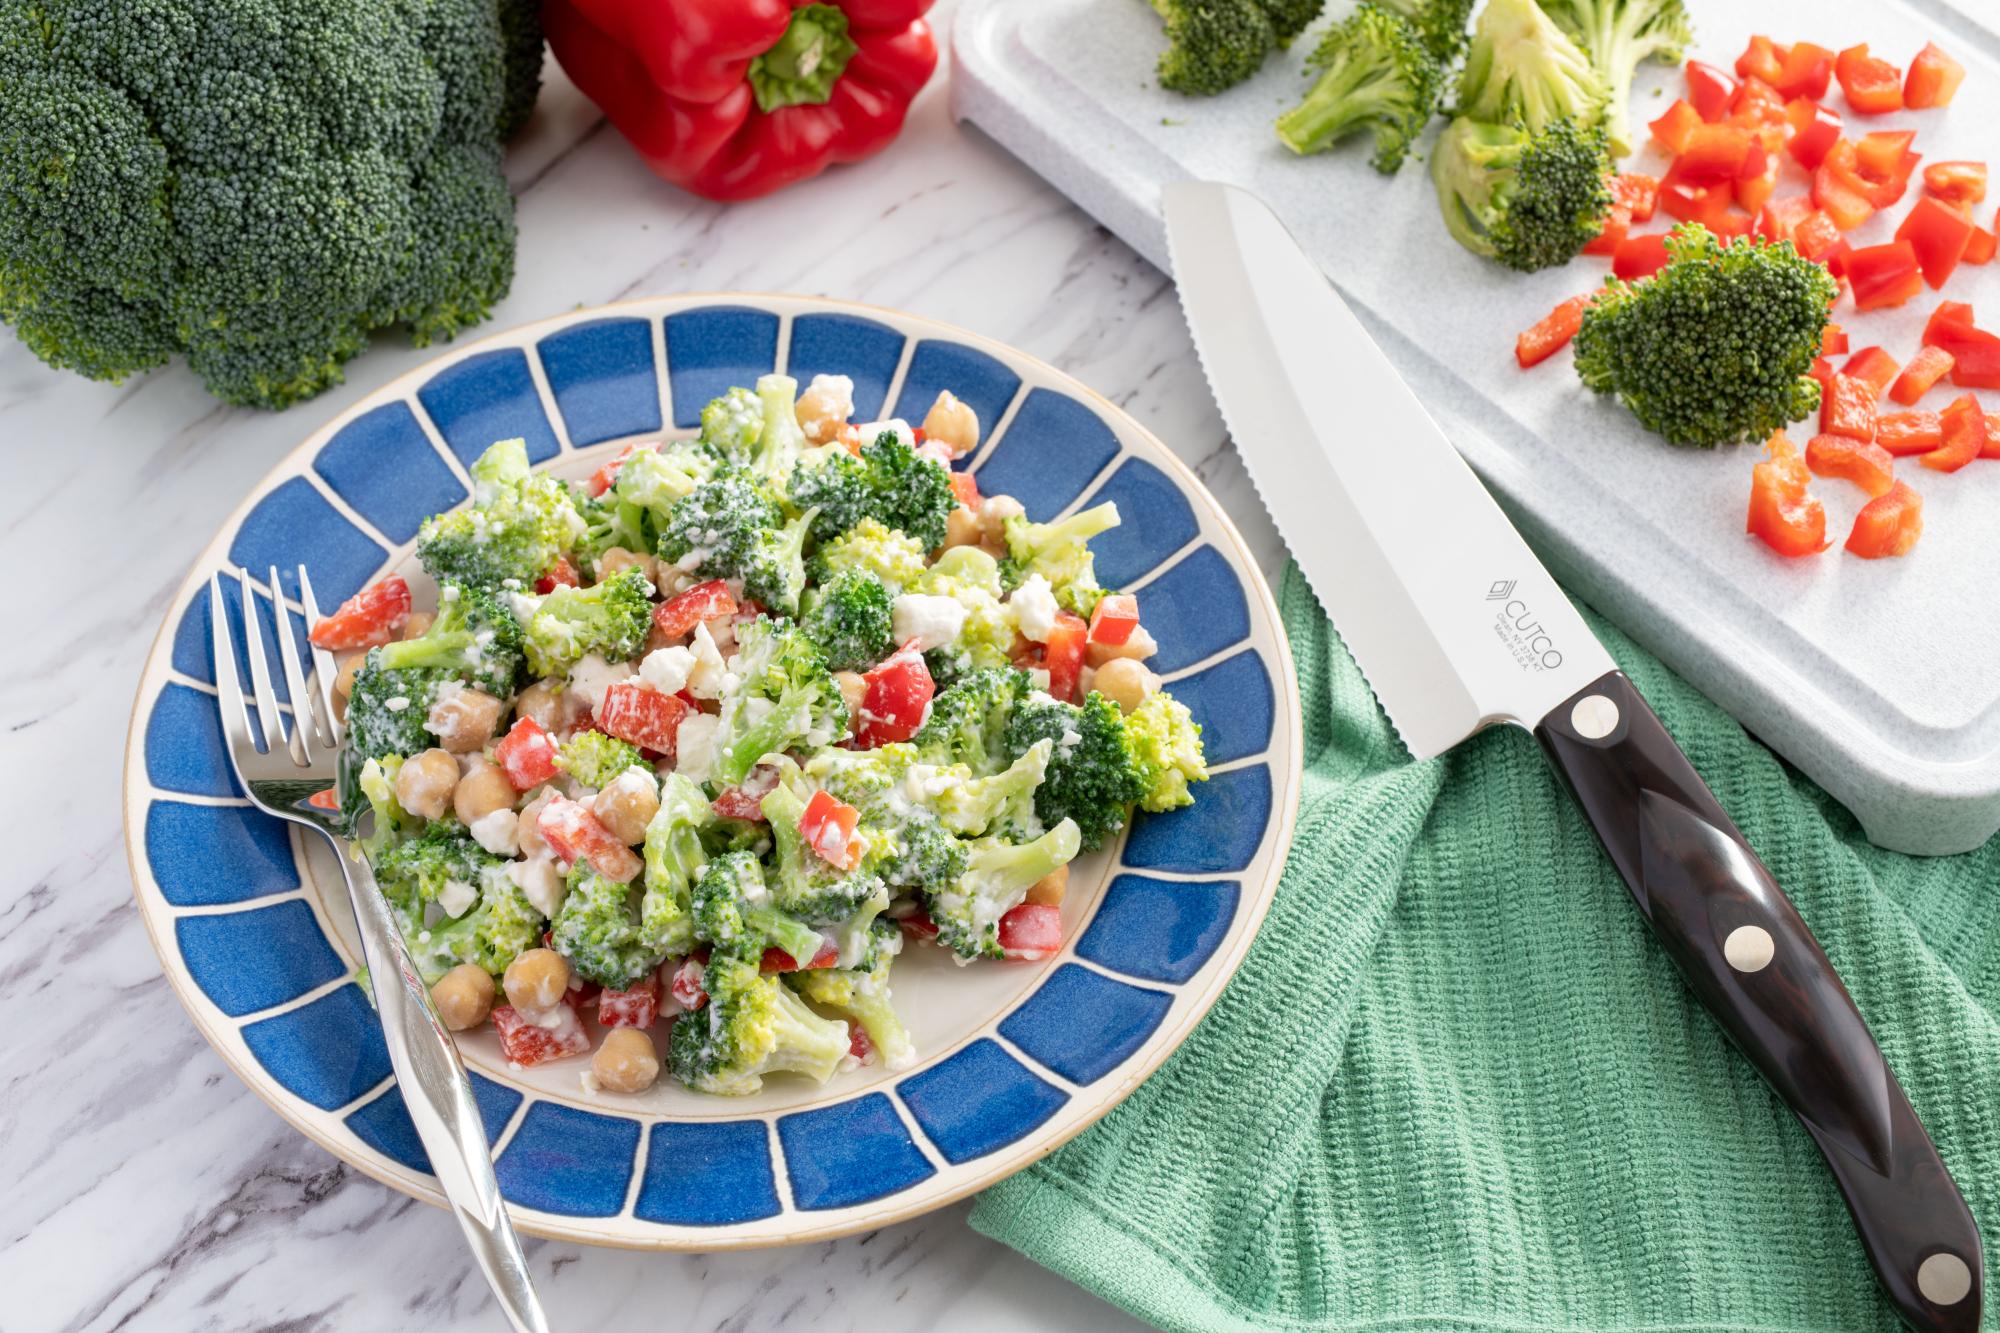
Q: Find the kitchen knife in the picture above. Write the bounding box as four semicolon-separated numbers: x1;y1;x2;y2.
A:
1162;180;1982;1333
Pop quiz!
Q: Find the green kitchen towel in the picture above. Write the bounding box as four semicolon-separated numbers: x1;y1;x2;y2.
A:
971;561;2000;1332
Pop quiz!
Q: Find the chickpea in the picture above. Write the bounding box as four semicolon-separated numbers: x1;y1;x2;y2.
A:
796;377;855;445
592;1027;661;1094
922;390;981;457
400;610;434;641
331;652;364;723
597;546;657;586
1093;657;1157;715
593;774;660;846
703;615;737;657
834;670;867;719
1025;863;1068;907
516;792;554;858
1086;624;1159;668
430;964;495;1031
504;948;571;1012
514;678;565;732
395;748;459;820
942;505;982;550
978;494;1024;548
429;688;505;754
454;759;516;825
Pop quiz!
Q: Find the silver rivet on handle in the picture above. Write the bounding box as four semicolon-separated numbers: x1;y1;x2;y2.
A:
1570;694;1620;739
1917;1252;1972;1305
1723;925;1775;973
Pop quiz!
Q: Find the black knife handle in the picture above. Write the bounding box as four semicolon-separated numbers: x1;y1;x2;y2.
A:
1536;670;1982;1332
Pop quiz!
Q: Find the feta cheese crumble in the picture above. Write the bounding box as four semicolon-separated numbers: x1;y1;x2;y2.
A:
891;593;967;651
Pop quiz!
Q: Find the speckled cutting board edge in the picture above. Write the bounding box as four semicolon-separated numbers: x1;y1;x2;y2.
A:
951;0;2000;855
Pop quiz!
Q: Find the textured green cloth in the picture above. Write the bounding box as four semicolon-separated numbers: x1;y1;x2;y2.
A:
971;562;2000;1332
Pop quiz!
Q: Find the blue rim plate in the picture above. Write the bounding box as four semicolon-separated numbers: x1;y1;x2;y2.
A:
121;294;1303;1249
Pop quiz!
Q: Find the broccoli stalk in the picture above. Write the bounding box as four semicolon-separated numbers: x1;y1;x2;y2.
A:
1541;0;1692;157
1002;501;1121;617
666;950;850;1095
373;583;524;697
1454;0;1607;129
520;567;654;677
1573;224;1835;447
925;820;1083;961
1431;114;1612;272
1275;5;1444;174
689;851;829;968
640;774;713;959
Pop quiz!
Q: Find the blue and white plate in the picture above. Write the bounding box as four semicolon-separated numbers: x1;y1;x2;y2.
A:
121;295;1303;1248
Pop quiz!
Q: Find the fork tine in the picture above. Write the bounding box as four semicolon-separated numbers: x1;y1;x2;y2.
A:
269;566;318;763
236;567;283;756
297;565;342;745
208;574;256;757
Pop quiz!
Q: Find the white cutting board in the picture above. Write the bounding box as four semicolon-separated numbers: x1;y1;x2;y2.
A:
953;0;2000;854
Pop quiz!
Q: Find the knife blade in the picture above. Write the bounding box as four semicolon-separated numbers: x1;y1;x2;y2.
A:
1164;179;1982;1333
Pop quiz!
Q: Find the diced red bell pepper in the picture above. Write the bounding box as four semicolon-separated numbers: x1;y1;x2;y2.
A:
948;469;981;508
492;998;591;1066
1650;99;1703;155
1890;346;1956;405
1584;208;1630;256
1844;241;1924;311
1755;194;1815;243
1897;196;1976;290
1904;43;1965;110
495;716;562;791
1087;592;1141;646
1736;167;1778;215
1964;227;1997;266
799;788;864;870
598;975;661;1029
652;579;736;639
1835;44;1904;115
1925;395;1988;472
711;764;778;821
308;576;410;650
1805;434;1896;497
1043;611;1089;704
1729;77;1787;131
1783;97;1842;171
1930;319;2000;388
1516;294;1592;368
847;1024;874;1063
1845;482;1924;559
1707;210;1755;241
537;796;643;882
1612;232;1673;280
598;682;687;756
1812;153;1874;230
1611;172;1659;223
898;909;939;943
1923;300;1976;346
854;644;935;747
761;939;839;972
1840;346;1901;398
1876;412;1943;456
669;953;708;1010
586;443;649;497
1792;209;1843;262
1735;36;1788;86
1807;356;1834;388
1677;124;1753;183
1852;131;1921;208
1746;433;1828;557
997;902;1064;962
1819;373;1878;441
1987;417;2000;460
1773;42;1834;100
1924;161;1987;206
533;557;580;595
1820;323;1849;356
1687;60;1739;121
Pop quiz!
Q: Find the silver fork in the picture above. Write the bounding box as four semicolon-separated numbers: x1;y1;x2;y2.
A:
210;565;551;1333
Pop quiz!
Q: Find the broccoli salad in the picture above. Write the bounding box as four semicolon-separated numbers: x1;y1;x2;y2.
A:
308;372;1210;1097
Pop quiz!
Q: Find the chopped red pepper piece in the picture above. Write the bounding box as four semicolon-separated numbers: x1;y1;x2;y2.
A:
534;557;580;595
1783;98;1841;170
495;716;562;791
669;953;709;1010
1844;241;1924;311
586;443;648;497
1735;36;1788;86
1925;395;1988;472
1819;323;1849;357
997;902;1064;962
1807;356;1834;388
799;789;864;870
1754;194;1814;243
1876;412;1943;456
1889;346;1956;405
1805;434;1896;498
1686;60;1739;121
1840;346;1900;397
492;999;591;1066
1845;482;1924;559
1964;226;1997;266
1729;77;1788;130
1650;99;1703;155
1922;301;1976;346
1043;611;1090;703
1791;209;1842;262
761;940;839;972
1612;232;1672;280
1746;432;1828;557
1772;41;1834;101
1924;161;1987;206
598;975;661;1029
1087;592;1141;645
1818;373;1877;441
537;796;644;882
308;576;411;650
1583;209;1630;256
652;579;737;639
1812;149;1874;230
1929;319;2000;388
1676;124;1753;183
1904;43;1965;110
1610;172;1659;222
1516;294;1592;368
854;644;935;747
948;468;980;508
598;682;688;756
1834;44;1904;115
1896;196;1975;289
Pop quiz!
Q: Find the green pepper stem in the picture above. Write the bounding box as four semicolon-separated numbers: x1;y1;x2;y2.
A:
748;5;860;113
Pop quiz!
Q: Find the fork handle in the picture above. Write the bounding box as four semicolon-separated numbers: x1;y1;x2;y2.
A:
338;852;551;1333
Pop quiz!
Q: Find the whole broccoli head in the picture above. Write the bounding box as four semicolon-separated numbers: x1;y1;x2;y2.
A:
809;517;929;593
1540;0;1691;157
688;850;827;968
711;617;850;785
373;583;523;697
800;570;895;672
345;653;450;762
1455;0;1606;129
1275;4;1444;174
558;730;645;790
1431;114;1612;272
788;429;957;550
912;666;1030;774
418;440;585;591
521;567;654;677
1123;691;1210;812
0;0;541;410
1002;502;1121;617
1573;225;1835;448
667;949;850;1096
1381;0;1478;63
551;860;681;989
925;819;1082;961
788;920;914;1071
1004;691;1148;852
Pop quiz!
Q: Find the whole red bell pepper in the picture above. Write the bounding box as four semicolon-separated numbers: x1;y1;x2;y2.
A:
546;0;938;201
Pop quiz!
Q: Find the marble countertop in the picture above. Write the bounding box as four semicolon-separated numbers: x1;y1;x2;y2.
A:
0;8;1285;1328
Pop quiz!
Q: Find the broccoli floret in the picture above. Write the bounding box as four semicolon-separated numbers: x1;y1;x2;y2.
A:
373;583;524;697
805;746;970;892
741;508;817;617
928;739;1052;839
558;730;645;789
639;773;714;959
788;429;956;549
911;666;1030;774
614;443;721;518
1454;0;1606;129
1541;0;1691;157
1381;0;1478;64
1431;114;1612;271
551;859;680;989
1572;224;1835;448
1004;691;1148;852
353;755;417;858
377;831;543;983
1002;501;1120;617
656;470;815;615
788;921;915;1070
809;517;929;593
0;0;542;409
1142;0;1277;96
914;547;1006;599
345;654;450;762
699;387;764;458
418;441;585;590
375;822;500;907
575;494;650;579
401;865;545;984
799;569;895;672
749;374;810;491
521;567;654;677
925;819;1082;961
1275;5;1443;174
1123;691;1210;812
666;950;849;1095
711;617;850;785
761;777;893;947
688;851;828;968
